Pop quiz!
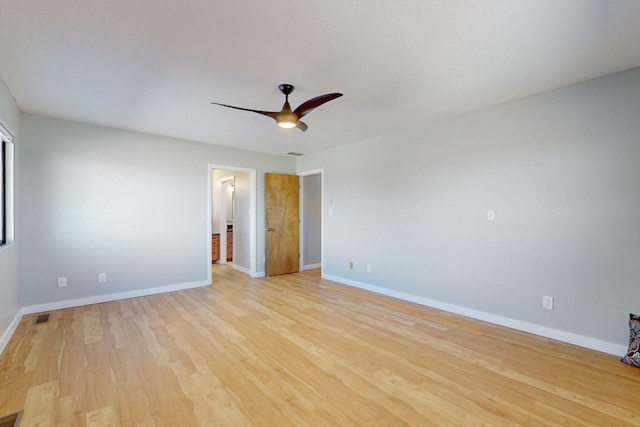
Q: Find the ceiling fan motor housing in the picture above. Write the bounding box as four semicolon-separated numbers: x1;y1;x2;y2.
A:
278;84;294;96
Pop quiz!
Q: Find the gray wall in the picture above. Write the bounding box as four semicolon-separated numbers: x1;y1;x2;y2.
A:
302;173;321;268
0;77;20;347
20;114;295;306
298;67;640;352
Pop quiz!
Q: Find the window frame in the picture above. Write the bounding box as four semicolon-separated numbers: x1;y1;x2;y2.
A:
0;121;14;247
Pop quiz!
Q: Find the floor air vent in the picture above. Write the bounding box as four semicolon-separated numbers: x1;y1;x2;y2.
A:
0;410;23;427
32;313;51;325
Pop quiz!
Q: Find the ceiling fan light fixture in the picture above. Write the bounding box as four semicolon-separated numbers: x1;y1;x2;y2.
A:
277;120;297;129
277;113;298;129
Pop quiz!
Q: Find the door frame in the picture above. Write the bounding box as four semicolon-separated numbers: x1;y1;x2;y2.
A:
298;168;324;272
208;164;257;278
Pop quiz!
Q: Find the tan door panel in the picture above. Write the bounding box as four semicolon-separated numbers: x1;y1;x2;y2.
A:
265;173;299;276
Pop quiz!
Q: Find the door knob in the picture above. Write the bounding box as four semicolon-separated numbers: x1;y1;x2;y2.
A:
265;227;272;231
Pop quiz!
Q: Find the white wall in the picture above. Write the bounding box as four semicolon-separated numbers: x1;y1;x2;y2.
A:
20;114;295;307
297;67;640;354
0;77;20;352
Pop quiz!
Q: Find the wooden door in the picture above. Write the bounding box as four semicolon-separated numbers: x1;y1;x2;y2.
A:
265;173;299;276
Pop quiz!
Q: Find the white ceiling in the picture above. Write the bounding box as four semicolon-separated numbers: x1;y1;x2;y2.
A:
1;1;640;156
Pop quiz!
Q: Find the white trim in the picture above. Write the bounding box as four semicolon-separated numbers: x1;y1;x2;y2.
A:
322;273;627;357
231;263;250;276
303;263;321;270
0;120;15;247
298;169;324;177
0;121;13;143
20;279;210;316
0;310;22;356
298;175;303;271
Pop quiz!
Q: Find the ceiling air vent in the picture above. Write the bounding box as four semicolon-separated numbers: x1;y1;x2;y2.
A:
286;152;304;156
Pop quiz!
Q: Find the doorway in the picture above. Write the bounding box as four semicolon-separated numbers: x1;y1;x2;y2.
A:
209;165;257;278
263;171;323;276
300;170;322;271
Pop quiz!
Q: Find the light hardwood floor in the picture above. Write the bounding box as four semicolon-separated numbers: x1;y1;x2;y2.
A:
1;266;639;426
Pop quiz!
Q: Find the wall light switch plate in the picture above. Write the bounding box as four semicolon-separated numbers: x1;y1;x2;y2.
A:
488;210;495;221
57;277;67;288
98;272;107;283
542;295;554;310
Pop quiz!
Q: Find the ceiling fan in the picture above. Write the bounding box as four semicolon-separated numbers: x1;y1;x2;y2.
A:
211;84;343;132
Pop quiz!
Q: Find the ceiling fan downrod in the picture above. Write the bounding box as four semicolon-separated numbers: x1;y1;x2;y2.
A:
278;84;295;103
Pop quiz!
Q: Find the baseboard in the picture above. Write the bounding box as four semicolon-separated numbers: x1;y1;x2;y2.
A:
6;273;626;358
20;279;210;316
253;270;266;278
231;264;251;276
302;263;321;271
214;263;262;278
322;273;627;357
0;311;23;357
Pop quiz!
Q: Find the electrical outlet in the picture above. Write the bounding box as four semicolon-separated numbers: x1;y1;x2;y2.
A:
57;277;67;288
488;210;495;221
98;272;107;283
542;295;554;310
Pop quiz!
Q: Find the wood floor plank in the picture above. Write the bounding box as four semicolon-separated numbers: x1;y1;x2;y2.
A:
1;265;640;426
21;380;58;426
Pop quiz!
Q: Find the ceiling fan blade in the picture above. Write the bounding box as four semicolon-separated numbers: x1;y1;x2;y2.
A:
293;93;343;119
296;120;308;132
211;102;279;120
